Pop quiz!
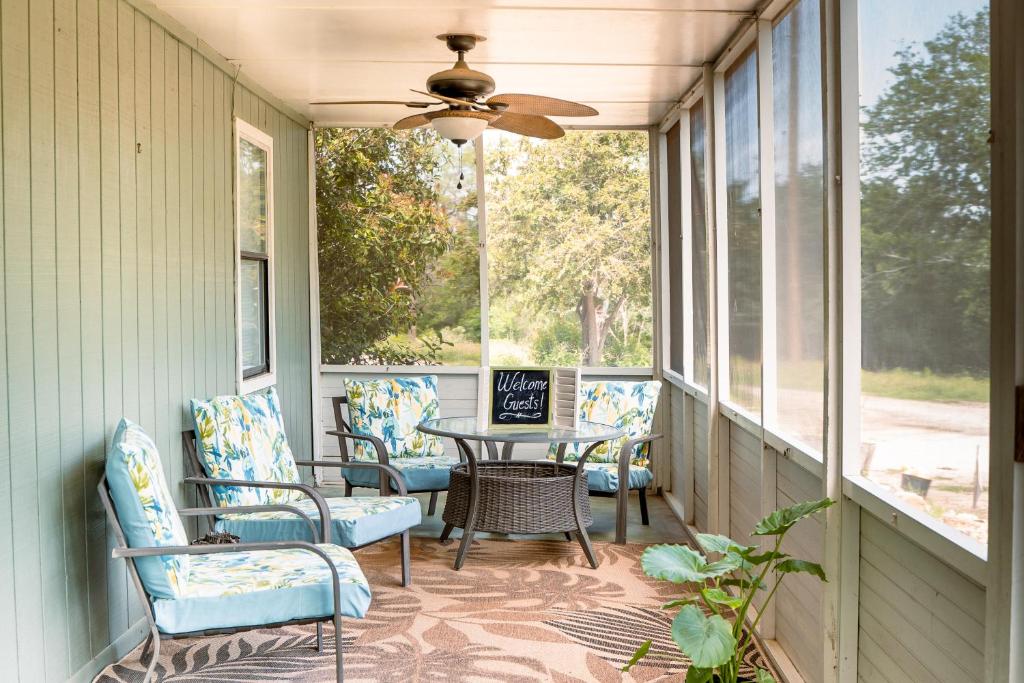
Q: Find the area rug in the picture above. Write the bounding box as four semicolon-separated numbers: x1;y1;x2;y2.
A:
96;537;775;682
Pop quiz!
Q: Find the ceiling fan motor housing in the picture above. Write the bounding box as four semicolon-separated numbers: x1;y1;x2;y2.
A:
428;33;495;101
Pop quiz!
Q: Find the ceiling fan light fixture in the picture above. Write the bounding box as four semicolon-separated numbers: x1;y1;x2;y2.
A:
430;110;492;145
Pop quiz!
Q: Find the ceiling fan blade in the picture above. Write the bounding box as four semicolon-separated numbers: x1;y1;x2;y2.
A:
487;94;598;117
311;100;436;109
489;112;564;140
393;112;434;130
411;89;489;111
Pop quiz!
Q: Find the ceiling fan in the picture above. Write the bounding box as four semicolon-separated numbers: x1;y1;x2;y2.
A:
312;33;598;145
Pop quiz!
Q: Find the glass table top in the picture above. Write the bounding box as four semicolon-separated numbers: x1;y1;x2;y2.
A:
417;416;623;444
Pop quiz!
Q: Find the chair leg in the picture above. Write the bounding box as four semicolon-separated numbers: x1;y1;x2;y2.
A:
564;532;573;541
317;622;324;653
400;530;411;587
141;625;160;683
440;522;455;542
427;491;438;516
344;481;353;497
615;487;628;545
638;487;650;526
333;607;344;682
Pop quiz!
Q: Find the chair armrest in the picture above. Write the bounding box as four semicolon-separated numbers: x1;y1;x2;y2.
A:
324;430;390;466
178;505;321;542
183;477;333;544
293;460;408;496
617;434;663;466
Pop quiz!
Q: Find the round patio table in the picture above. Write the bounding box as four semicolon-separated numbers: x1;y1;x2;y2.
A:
417;417;624;570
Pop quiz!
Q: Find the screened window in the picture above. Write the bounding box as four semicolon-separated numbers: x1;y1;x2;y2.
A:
724;49;762;413
689;101;710;388
667;122;685;374
858;0;990;545
486;130;653;367
316;128;481;366
771;0;825;453
236;120;275;392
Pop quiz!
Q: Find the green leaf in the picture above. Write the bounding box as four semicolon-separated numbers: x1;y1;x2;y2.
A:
776;559;828;582
641;545;711;583
754;498;834;536
722;577;766;591
621;640;651;672
685;667;714;683
695;533;753;556
755;668;776;683
662;597;699;610
671;604;737;669
702;587;743;610
741;549;790;565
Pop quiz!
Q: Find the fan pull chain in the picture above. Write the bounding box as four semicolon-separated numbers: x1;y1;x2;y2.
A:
457;145;464;190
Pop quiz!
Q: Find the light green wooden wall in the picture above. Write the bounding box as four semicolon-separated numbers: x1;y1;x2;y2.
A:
0;0;314;680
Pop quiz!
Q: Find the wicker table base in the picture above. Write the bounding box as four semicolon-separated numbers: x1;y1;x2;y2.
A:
440;460;598;569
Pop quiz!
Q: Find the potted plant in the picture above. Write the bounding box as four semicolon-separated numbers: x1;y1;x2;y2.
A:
624;498;834;683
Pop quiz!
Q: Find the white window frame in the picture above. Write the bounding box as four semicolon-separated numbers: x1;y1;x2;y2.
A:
235;118;277;394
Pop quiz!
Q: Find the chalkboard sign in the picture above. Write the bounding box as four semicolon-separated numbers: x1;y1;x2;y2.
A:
489;367;552;428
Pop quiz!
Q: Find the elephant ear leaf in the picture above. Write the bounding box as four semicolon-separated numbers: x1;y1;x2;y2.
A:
621;639;651;672
776;559;828;582
685;667;714;683
695;533;753;556
754;498;834;536
755;668;777;683
641;545;711;583
671;604;737;669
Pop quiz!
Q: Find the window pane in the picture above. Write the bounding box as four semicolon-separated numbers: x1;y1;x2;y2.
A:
240;258;268;376
772;0;825;452
725;50;761;412
486;130;653;367
690;101;710;388
316;128;482;366
859;0;990;544
239;138;268;254
667;122;685;373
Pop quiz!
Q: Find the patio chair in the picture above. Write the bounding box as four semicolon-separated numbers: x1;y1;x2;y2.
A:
550;380;663;544
185;387;421;586
329;375;462;517
100;418;370;682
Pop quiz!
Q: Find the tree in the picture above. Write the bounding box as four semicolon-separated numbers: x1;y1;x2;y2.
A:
486;131;653;366
316;128;456;364
860;9;990;375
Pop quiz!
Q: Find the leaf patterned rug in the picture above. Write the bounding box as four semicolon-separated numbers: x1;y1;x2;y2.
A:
96;536;775;682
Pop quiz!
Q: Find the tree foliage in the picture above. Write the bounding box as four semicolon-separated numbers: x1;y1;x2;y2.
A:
316;128;477;364
486;131;653;366
860;9;990;375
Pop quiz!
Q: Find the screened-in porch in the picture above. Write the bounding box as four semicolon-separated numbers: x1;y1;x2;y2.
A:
1;0;1023;682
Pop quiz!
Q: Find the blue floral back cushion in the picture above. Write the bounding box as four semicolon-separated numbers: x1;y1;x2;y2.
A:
547;380;661;463
190;387;303;507
105;418;190;598
344;376;445;461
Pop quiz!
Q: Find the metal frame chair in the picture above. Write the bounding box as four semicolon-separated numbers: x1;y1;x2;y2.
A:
329;395;465;517
555;433;662;544
98;474;350;682
182;429;414;586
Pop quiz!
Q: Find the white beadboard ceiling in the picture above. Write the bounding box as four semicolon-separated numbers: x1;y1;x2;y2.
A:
153;0;757;126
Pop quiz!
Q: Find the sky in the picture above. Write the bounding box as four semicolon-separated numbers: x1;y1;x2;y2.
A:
858;0;987;109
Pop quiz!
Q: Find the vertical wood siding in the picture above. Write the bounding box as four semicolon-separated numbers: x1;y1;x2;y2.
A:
858;510;985;683
728;423;761;542
669;385;686;500
775;455;825;683
0;1;313;680
693;399;709;531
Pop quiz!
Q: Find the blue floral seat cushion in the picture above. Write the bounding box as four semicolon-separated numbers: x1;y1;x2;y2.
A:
190;388;303;508
104;418;190;599
151;544;371;634
583;462;655;493
547;380;662;465
341;456;460;493
344;376;446;461
213;495;422;547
